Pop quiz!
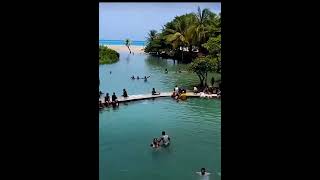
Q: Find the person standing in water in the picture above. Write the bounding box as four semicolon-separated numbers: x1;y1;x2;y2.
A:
165;68;168;73
144;76;150;82
159;131;170;147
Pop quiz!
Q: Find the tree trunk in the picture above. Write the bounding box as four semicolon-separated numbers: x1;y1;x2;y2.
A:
181;48;184;62
189;45;192;53
197;74;205;87
127;45;131;54
205;72;208;86
218;57;221;73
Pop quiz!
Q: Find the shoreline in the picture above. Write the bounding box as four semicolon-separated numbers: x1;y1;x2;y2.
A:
103;45;145;54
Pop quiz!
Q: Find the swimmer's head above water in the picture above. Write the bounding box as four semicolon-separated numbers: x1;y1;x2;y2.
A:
150;138;159;148
201;168;206;175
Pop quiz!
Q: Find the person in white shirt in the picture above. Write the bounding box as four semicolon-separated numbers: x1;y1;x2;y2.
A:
174;85;179;94
194;86;198;94
159;131;171;147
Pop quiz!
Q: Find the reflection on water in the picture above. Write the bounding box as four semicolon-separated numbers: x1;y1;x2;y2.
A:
99;52;221;96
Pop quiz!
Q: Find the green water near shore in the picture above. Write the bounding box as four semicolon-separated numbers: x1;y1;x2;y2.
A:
99;52;221;180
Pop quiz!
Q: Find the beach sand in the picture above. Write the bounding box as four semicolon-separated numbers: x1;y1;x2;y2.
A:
106;45;145;54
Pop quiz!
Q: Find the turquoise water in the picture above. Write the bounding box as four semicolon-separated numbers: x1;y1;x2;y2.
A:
99;39;146;46
99;52;220;96
99;51;221;180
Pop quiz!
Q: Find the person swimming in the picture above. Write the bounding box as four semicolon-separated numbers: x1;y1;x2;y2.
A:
131;75;135;79
144;76;150;81
196;168;211;176
137;76;140;79
150;138;160;148
165;68;168;73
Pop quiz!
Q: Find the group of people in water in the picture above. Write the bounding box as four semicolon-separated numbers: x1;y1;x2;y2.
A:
131;75;150;81
171;85;188;101
164;68;182;74
150;131;171;148
171;84;221;101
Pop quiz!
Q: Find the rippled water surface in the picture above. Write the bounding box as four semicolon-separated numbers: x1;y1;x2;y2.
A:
99;52;221;180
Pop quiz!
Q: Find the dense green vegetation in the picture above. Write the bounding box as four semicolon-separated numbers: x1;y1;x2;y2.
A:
99;45;120;64
145;6;221;87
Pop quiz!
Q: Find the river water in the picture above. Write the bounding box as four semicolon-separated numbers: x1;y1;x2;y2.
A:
99;51;221;180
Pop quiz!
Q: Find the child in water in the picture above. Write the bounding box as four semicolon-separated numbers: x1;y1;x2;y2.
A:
150;138;160;148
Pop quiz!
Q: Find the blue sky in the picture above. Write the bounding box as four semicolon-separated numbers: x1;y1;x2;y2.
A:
99;3;221;41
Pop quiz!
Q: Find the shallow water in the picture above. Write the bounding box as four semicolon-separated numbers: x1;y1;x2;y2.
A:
99;52;221;180
99;52;220;96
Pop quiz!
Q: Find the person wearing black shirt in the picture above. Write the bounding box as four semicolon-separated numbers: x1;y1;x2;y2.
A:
122;89;128;97
112;92;117;102
152;88;160;95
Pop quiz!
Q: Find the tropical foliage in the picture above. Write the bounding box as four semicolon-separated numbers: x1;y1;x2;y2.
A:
145;6;220;58
202;35;221;73
145;6;221;86
99;45;120;64
188;56;217;87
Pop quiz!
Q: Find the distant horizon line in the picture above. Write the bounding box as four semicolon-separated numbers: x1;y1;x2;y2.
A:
99;39;146;42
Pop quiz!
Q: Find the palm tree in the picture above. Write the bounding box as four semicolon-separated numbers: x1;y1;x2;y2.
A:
207;11;220;37
147;30;158;42
124;38;131;54
164;15;194;61
189;6;213;52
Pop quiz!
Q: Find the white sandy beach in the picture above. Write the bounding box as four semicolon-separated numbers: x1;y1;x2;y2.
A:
105;45;145;54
